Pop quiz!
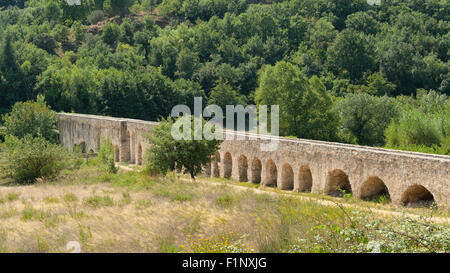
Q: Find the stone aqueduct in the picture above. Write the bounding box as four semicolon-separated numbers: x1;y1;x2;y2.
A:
57;113;450;208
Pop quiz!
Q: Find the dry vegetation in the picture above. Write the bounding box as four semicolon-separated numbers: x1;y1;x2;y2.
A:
0;151;448;253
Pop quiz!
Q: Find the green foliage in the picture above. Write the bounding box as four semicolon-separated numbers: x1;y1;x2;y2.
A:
385;109;444;148
87;10;105;25
385;89;449;154
108;0;133;16
146;116;222;180
1;135;69;183
335;93;398;146
215;193;235;208
32;33;58;54
1;96;58;143
327;29;375;81
0;0;449;157
207;81;245;111
98;138;117;173
101;22;121;45
255;61;338;141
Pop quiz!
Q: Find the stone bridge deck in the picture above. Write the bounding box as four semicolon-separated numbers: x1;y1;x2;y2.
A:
57;113;450;208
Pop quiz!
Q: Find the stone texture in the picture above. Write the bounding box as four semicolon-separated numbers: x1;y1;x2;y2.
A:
57;113;450;208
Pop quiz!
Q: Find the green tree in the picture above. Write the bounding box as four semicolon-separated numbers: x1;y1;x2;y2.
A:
109;0;133;16
0;29;22;109
364;72;396;96
2;135;69;183
1;96;59;143
102;22;121;46
327;29;375;81
146;116;222;180
207;81;245;110
385;109;444;148
255;61;338;141
335;93;399;146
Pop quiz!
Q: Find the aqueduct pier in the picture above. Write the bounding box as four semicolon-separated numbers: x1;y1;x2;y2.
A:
57;113;450;208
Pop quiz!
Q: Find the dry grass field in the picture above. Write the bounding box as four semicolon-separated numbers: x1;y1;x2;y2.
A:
0;153;448;253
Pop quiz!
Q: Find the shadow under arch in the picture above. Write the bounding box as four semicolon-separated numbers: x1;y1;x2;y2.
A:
212;152;221;177
281;163;294;190
224;152;232;178
324;169;352;197
238;155;248;182
265;159;277;187
251;158;262;184
401;184;435;208
360;176;390;202
298;165;312;192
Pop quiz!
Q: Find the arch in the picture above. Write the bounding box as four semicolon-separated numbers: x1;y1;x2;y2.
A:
114;145;120;162
265;159;277;187
204;162;212;177
238;155;248;182
126;130;131;162
130;131;136;164
78;139;86;153
281;163;294;190
251;158;262;184
298;165;312;192
224;152;232;178
360;176;390;202
324;169;352;197
137;143;143;165
212;152;220;177
401;184;435;207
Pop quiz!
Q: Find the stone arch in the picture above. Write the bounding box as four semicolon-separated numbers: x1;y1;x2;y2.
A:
204;162;212;177
251;158;262;184
238;155;248;182
224;152;232;178
114;145;120;162
298;165;312;192
360;176;390;201
324;169;352;197
400;184;435;207
281;163;294;190
137;143;143;165
78;139;86;153
265;159;277;187
126;130;131;162
212;152;221;177
130;131;136;164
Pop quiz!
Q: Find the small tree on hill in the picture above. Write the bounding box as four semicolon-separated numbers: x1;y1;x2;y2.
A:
146;115;222;180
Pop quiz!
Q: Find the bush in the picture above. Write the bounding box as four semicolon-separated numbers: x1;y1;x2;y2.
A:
98;139;117;173
1;96;58;143
385;109;443;147
32;33;58;53
87;10;104;25
2;135;69;183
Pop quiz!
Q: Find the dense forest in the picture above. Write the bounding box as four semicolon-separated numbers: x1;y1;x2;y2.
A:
0;0;449;154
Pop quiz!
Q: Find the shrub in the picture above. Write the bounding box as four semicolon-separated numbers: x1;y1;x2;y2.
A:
98;139;117;173
87;10;104;25
2;135;69;183
1;96;58;143
385;109;443;147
